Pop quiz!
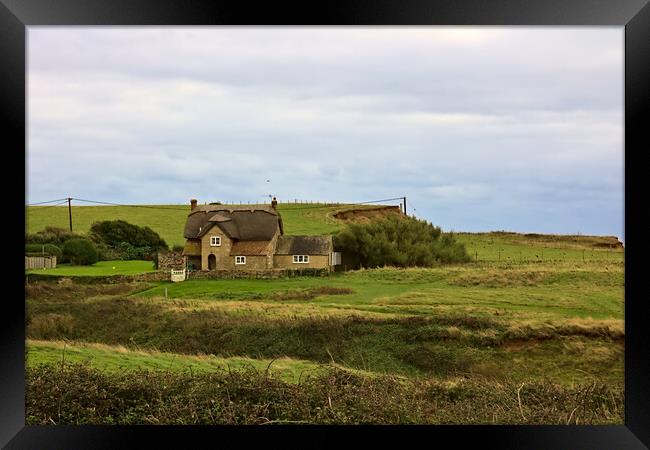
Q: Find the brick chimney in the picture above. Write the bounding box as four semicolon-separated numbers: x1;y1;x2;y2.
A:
271;197;278;209
190;198;197;211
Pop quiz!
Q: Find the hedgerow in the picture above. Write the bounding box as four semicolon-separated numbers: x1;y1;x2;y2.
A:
26;363;623;425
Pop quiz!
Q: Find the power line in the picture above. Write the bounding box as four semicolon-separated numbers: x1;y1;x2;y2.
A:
275;197;404;211
26;198;69;206
71;198;189;211
25;200;69;211
27;196;406;213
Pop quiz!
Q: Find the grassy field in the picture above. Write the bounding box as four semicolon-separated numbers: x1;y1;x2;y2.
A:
25;257;624;424
24;203;625;424
455;232;623;263
26;258;624;383
26;260;155;276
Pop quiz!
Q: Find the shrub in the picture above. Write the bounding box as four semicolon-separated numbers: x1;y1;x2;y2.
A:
25;244;62;258
89;220;168;251
333;216;470;269
113;242;155;261
25;363;623;425
172;244;185;253
26;227;86;247
62;239;99;265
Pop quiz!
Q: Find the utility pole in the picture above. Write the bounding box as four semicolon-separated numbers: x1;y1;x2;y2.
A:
403;196;407;216
67;197;73;232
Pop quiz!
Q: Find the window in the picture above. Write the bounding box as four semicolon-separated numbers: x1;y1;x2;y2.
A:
235;256;246;265
210;236;221;247
292;255;310;264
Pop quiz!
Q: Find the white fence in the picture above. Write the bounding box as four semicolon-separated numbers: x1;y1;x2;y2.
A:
171;268;186;282
25;256;57;270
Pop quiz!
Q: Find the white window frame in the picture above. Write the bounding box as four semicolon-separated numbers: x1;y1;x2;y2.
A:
292;255;310;264
210;236;221;247
235;255;246;265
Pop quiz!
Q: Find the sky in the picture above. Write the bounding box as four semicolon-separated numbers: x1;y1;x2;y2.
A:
27;27;624;238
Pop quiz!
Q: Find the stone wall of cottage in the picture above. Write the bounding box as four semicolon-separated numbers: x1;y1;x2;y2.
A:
201;227;233;270
274;254;330;270
232;255;266;270
267;229;281;268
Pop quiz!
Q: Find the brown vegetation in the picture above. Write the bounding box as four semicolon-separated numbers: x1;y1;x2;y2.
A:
26;363;623;425
332;206;404;224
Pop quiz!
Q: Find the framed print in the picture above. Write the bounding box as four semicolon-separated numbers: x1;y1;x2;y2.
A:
3;0;649;448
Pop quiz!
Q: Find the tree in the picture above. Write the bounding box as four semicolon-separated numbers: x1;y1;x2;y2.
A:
333;216;470;269
89;220;168;250
62;239;99;265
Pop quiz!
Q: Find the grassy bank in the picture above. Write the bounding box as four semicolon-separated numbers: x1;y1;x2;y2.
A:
27;340;328;383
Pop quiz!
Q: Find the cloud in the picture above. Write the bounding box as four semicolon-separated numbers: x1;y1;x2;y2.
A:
27;27;623;237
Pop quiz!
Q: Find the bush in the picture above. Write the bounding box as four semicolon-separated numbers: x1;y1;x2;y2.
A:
25;244;62;258
112;242;155;261
333;216;470;269
26;227;86;247
26;363;623;425
172;244;185;253
89;220;168;251
62;239;99;265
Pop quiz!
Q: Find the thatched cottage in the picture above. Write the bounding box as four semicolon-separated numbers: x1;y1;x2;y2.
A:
182;199;339;271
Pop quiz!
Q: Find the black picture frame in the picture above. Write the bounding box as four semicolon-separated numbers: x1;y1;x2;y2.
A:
3;0;648;447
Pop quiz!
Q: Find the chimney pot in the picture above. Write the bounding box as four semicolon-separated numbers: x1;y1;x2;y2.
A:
190;199;198;210
271;197;278;209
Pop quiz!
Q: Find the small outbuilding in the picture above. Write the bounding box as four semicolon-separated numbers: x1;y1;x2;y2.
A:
274;235;333;269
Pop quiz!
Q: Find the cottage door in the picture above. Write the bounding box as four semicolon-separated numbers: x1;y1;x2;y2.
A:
208;254;217;270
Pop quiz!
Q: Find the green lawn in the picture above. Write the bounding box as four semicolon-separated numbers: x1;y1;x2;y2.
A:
26;260;155;276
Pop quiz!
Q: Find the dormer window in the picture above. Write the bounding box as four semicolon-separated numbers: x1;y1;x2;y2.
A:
292;255;309;264
210;236;221;247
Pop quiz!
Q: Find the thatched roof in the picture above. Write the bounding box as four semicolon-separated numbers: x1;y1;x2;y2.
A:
275;235;332;255
184;205;283;241
230;240;273;256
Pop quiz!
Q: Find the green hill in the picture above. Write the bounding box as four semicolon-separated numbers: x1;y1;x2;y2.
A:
26;203;352;248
